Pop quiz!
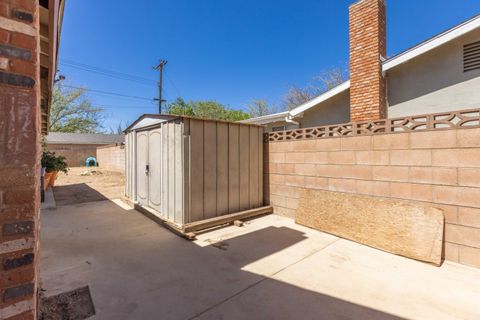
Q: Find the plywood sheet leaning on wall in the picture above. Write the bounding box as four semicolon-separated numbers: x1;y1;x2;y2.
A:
295;189;444;265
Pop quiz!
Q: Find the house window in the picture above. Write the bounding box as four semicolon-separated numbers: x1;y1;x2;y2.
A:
272;126;287;132
464;40;480;72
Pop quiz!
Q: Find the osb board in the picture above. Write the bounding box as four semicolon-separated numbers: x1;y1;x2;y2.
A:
295;189;444;265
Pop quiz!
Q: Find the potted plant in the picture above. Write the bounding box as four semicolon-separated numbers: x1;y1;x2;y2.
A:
41;151;69;188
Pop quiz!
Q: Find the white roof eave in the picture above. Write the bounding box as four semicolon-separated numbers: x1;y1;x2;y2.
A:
238;111;289;125
289;80;350;117
288;14;480;119
240;15;480;124
383;14;480;71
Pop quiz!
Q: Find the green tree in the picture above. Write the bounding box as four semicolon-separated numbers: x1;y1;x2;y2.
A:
224;109;251;121
165;97;195;116
49;85;104;133
166;98;250;122
191;100;227;119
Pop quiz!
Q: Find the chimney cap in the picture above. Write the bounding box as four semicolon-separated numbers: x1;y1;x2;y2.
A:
349;0;386;8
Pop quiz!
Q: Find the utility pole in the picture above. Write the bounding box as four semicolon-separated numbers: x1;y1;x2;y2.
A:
154;60;168;114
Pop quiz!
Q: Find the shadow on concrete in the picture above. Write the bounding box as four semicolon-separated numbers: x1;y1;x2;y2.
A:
41;195;405;320
191;225;404;320
53;183;109;206
194;277;405;320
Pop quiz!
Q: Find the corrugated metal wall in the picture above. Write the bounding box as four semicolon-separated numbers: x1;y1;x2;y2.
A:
125;117;264;226
160;120;185;224
185;118;264;223
125;132;134;200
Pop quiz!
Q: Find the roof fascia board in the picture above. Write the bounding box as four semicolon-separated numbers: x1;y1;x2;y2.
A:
287;15;480;119
239;111;289;125
289;80;350;117
383;15;480;71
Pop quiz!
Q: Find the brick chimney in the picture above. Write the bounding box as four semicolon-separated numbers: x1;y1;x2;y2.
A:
349;0;387;122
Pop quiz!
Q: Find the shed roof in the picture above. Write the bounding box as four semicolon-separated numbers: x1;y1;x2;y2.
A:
45;132;125;145
125;114;264;132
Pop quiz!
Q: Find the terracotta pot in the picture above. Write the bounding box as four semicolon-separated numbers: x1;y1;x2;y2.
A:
48;171;58;187
44;172;53;190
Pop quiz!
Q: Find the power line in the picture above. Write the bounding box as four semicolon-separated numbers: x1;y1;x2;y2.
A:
91;104;156;109
166;76;182;98
60;62;156;87
61;59;156;82
60;59;157;86
60;84;154;101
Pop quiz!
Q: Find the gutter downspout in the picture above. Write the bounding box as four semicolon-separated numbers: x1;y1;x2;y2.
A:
285;113;303;126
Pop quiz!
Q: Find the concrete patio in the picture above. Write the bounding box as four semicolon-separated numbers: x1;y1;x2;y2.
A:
40;197;480;320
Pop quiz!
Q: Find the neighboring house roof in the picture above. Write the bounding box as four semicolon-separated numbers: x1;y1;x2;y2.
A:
46;132;125;145
243;14;480;125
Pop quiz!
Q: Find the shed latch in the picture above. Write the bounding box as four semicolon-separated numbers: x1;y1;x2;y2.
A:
145;164;149;175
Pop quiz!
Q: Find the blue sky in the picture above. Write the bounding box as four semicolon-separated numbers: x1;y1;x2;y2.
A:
58;0;480;131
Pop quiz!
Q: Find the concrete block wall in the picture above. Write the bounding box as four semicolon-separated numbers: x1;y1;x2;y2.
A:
0;1;40;319
97;144;125;172
265;127;480;268
46;143;102;167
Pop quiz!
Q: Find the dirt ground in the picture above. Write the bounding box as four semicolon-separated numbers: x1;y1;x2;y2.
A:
53;167;125;206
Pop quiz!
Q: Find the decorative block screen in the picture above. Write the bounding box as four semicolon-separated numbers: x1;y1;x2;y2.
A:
266;108;480;142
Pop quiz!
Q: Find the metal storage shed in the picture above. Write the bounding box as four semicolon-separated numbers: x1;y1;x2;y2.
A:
124;114;270;233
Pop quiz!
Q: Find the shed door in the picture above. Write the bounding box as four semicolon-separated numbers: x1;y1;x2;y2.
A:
136;131;149;205
148;129;162;214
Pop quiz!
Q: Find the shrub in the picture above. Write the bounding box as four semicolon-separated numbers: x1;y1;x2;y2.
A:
41;151;69;174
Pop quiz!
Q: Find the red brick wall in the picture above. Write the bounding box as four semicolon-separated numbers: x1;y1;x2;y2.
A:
349;0;387;122
265;127;480;268
97;144;125;172
0;1;40;319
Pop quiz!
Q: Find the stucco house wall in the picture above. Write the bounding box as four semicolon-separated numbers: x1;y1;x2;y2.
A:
300;89;351;128
387;29;480;118
259;90;351;132
295;28;480;127
246;24;480;131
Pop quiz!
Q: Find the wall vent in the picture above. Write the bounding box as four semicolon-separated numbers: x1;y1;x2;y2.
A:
464;40;480;72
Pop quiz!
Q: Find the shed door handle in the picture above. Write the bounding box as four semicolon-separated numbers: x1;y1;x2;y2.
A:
145;164;149;175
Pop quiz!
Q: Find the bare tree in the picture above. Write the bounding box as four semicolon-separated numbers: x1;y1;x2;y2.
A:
315;67;348;91
282;66;349;111
246;99;277;117
109;121;127;134
283;86;321;111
